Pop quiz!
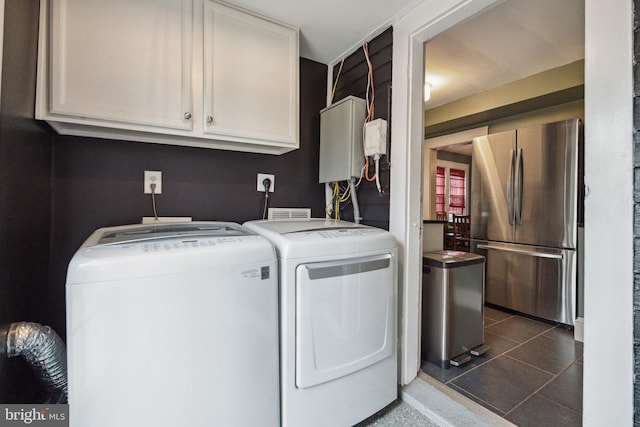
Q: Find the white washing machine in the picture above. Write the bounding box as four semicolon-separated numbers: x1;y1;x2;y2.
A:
244;219;397;427
65;222;279;427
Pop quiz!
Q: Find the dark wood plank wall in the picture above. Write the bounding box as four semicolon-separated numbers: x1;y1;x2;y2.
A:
331;27;392;230
634;0;640;422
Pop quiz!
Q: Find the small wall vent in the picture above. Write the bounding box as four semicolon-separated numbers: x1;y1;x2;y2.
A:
268;208;311;220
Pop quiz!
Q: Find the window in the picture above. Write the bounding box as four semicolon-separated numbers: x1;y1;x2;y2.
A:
449;168;466;215
435;162;468;216
436;166;446;214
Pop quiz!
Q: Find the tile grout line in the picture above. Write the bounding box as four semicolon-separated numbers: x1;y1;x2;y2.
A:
442;366;482;385
496;325;576;381
484;314;515;326
502;353;560;376
443;337;520;385
500;324;582;376
444;320;558;385
447;383;507;417
502;357;582;418
503;384;583;420
427;312;583;423
485;322;557;353
455;321;578;420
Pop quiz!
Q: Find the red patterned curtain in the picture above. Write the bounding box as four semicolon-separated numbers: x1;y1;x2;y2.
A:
449;168;465;215
436;167;446;214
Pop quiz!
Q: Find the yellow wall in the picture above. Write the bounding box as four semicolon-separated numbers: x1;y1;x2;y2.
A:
424;60;584;137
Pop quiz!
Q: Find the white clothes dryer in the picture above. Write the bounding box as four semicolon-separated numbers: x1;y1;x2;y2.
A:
244;219;397;427
65;222;279;427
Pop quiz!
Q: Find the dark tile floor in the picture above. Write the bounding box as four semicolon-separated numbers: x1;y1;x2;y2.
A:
421;306;583;426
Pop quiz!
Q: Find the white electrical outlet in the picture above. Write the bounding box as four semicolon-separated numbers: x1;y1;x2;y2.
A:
144;170;162;194
257;173;275;192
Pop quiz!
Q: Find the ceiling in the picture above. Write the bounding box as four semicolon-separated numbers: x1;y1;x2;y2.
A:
424;0;584;109
426;0;583;156
222;0;420;64
225;0;584;115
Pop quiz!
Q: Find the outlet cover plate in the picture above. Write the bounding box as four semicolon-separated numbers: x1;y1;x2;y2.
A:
257;173;275;192
144;170;162;194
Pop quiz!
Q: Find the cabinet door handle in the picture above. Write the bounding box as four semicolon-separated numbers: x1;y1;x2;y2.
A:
184;112;192;120
206;116;214;125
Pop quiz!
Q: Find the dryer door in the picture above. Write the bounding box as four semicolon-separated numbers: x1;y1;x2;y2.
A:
295;253;395;389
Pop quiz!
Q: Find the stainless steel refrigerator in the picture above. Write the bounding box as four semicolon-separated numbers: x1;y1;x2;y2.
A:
470;118;581;325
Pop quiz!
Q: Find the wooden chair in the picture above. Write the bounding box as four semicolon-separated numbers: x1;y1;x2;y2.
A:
443;228;454;249
442;214;455;250
452;215;471;251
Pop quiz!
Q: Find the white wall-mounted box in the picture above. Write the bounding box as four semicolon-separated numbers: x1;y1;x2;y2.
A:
318;96;366;183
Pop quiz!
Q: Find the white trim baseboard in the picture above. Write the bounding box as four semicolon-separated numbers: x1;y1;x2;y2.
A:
574;316;584;343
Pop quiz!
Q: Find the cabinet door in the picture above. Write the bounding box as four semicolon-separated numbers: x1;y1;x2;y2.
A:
203;1;299;146
49;0;193;131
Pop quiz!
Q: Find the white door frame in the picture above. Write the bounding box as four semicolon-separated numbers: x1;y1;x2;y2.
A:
388;0;634;424
582;0;633;424
388;0;502;388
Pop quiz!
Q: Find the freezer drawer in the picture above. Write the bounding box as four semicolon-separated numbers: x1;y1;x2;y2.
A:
474;241;576;325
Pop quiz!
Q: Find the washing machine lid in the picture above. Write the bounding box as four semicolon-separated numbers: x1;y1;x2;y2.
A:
67;221;275;284
244;219;396;259
87;222;251;246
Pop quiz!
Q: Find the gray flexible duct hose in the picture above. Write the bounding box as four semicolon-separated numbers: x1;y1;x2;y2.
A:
4;322;68;402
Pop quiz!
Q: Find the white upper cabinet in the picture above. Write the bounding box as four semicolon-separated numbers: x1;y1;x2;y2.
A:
48;0;193;131
203;2;298;145
36;0;299;154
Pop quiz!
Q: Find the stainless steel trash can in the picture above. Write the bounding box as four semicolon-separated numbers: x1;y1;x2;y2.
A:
421;250;488;368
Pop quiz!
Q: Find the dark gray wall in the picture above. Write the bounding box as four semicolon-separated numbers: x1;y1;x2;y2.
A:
0;0;53;403
47;59;328;340
331;27;392;230
0;0;327;402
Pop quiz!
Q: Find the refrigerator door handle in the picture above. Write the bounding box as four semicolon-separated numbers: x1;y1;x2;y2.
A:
477;243;563;260
515;148;524;225
507;149;516;225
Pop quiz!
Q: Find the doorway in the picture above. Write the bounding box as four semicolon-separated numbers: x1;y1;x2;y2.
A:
419;0;584;423
389;0;633;423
